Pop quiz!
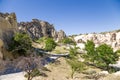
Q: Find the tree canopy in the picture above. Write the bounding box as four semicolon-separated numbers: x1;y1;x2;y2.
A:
85;40;119;70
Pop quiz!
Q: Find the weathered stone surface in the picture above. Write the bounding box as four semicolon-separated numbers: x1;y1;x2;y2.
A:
0;39;3;59
0;12;18;59
18;19;66;41
57;30;66;41
74;31;120;52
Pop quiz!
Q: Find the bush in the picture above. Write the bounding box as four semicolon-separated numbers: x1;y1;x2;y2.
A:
61;38;75;45
9;32;32;56
44;38;56;51
115;49;120;56
24;68;41;80
36;37;46;44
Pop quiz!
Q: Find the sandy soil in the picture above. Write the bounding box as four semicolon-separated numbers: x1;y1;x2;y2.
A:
0;72;26;80
1;57;120;80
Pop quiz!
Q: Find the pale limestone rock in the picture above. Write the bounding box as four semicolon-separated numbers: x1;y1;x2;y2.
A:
74;31;120;52
99;71;109;75
76;43;85;50
0;12;18;59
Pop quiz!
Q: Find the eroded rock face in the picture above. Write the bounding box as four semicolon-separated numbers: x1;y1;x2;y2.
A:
57;30;66;41
74;31;120;52
18;19;66;41
0;39;3;59
0;12;18;59
0;12;66;59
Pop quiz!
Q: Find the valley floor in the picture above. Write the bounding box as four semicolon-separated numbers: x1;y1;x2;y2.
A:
1;57;120;80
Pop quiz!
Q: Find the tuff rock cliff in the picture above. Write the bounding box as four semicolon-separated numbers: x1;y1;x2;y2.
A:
74;30;120;52
18;19;66;41
0;12;18;59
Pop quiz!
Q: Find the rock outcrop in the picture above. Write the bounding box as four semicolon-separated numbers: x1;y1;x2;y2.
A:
57;30;66;41
18;19;66;41
0;12;66;59
0;12;18;59
74;31;120;52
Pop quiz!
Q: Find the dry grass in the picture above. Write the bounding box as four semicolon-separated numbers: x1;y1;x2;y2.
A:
102;74;120;80
35;57;72;80
0;57;120;80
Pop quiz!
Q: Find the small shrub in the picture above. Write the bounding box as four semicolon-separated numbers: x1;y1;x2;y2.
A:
36;37;47;44
115;49;120;56
61;38;76;45
44;38;57;51
67;59;85;78
25;68;41;80
69;46;79;59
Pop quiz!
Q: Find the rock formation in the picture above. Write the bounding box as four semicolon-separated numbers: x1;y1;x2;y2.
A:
0;12;18;59
18;19;66;41
57;30;66;40
74;31;120;52
0;12;66;59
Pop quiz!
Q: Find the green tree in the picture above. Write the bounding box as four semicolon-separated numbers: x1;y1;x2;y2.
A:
85;40;96;62
10;32;32;56
84;40;119;70
61;38;75;45
67;46;85;78
69;46;79;59
44;38;56;51
67;59;85;78
96;44;119;69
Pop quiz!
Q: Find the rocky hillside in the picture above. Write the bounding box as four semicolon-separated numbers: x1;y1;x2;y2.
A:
18;19;66;41
74;31;120;52
0;12;66;59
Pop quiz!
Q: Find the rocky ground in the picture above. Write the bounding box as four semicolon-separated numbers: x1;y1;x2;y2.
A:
0;72;25;80
1;57;120;80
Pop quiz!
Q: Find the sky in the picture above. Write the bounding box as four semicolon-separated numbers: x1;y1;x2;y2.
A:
0;0;120;35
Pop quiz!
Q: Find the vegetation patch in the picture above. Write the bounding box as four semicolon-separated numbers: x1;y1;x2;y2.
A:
9;32;32;57
67;46;86;78
44;38;57;51
84;40;119;72
61;37;76;45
